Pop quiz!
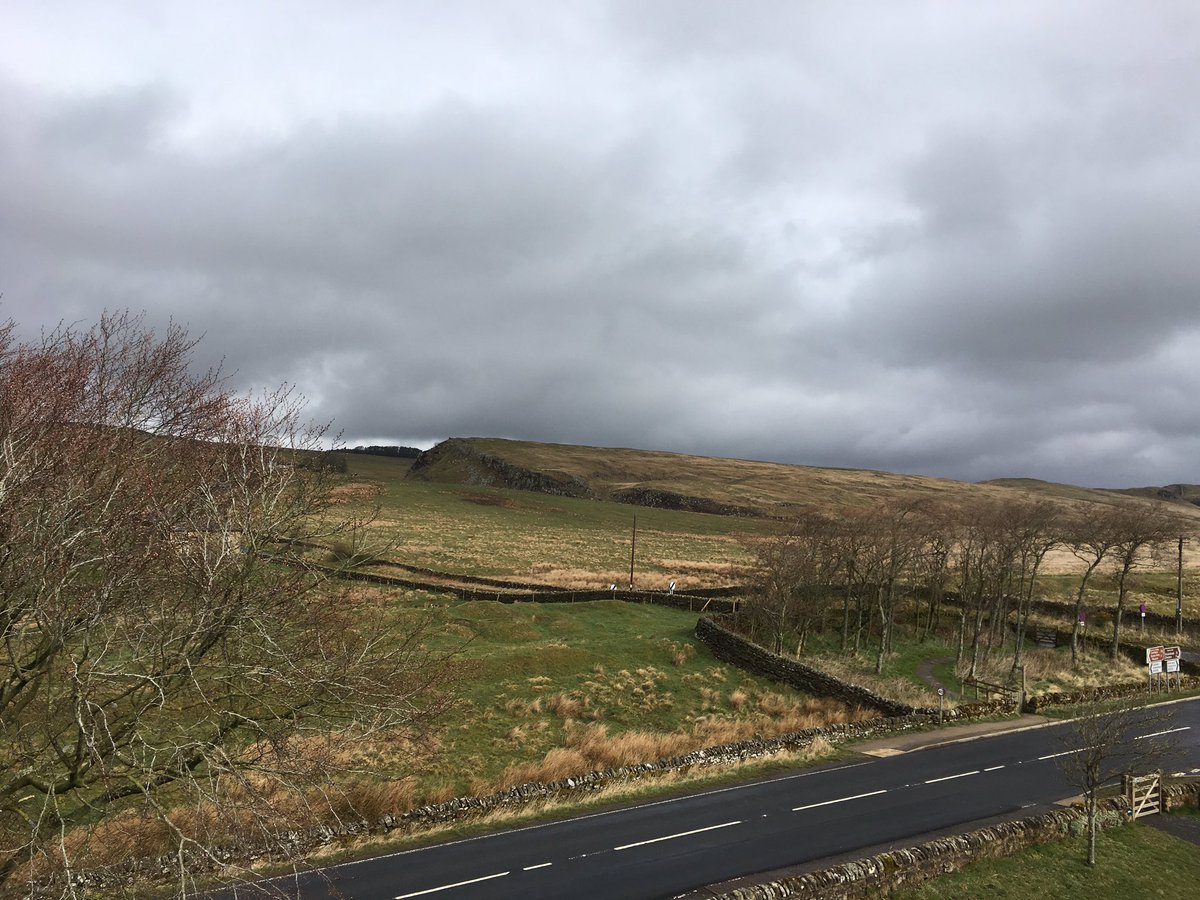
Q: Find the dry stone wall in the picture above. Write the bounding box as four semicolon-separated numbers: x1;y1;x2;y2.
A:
711;782;1200;900
695;616;922;717
70;700;1013;892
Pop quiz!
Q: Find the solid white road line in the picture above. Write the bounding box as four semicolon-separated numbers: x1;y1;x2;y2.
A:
522;863;552;871
924;770;980;784
394;871;509;899
983;765;1006;772
613;820;742;852
792;789;887;812
1136;726;1192;740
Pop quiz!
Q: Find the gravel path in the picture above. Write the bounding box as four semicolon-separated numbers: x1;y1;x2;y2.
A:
915;655;956;693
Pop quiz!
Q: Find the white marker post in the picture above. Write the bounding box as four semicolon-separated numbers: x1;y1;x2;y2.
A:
938;687;945;725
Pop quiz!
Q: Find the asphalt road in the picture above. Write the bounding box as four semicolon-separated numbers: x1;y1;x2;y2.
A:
226;698;1200;900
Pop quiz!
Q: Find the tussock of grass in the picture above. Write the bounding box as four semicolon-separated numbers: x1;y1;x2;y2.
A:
494;697;867;790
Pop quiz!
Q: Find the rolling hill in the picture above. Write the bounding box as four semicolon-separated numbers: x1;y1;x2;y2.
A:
406;438;1200;521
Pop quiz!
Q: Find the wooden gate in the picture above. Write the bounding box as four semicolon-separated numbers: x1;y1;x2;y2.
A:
1123;771;1162;818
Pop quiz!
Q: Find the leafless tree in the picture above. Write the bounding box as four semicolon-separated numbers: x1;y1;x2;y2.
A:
1065;507;1121;667
1106;502;1187;660
0;313;455;896
747;511;839;656
863;501;925;676
1004;500;1061;672
950;502;1013;679
1056;697;1176;865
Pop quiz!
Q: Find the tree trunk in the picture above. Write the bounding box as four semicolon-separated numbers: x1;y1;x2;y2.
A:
1111;562;1133;662
1072;564;1098;668
956;603;966;665
1087;793;1097;866
875;585;889;676
841;579;852;652
1013;557;1042;671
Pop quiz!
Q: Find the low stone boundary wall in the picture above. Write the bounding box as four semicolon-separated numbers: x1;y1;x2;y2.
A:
692;614;1192;719
266;554;743;613
1024;676;1198;712
695;616;920;717
711;781;1200;900
71;701;1013;892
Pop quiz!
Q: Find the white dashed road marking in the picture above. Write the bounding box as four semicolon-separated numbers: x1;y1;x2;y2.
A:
1136;726;1191;741
924;770;980;784
613;820;743;852
394;871;509;899
792;789;888;812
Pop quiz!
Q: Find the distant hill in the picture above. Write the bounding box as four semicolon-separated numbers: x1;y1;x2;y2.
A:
1113;483;1200;506
407;438;1197;520
344;445;423;459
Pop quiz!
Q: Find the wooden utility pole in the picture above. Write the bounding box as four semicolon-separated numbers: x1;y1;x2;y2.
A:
629;516;637;590
1178;536;1187;636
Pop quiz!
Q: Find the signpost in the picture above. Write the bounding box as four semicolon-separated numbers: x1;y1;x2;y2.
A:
937;687;945;724
1140;602;1147;633
1164;646;1182;689
1146;646;1181;692
1148;646;1164;692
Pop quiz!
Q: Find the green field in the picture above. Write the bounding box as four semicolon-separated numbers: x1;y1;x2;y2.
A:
333;453;774;587
899;815;1200;899
348;593;863;808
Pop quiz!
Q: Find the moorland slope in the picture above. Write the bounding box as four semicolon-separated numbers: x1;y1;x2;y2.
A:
406;437;1200;521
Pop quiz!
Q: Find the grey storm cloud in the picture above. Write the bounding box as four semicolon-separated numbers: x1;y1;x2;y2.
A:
1;1;1198;488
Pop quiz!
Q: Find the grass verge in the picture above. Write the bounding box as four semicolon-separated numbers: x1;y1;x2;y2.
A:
897;816;1200;899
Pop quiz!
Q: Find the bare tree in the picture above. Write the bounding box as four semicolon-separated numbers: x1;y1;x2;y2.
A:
864;501;924;676
1005;500;1060;673
1065;507;1120;667
1107;502;1186;660
747;511;838;656
1056;698;1176;865
0;313;454;895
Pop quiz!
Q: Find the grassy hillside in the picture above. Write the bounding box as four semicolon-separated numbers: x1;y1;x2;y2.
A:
331;441;1199;588
333;452;772;587
408;438;1200;522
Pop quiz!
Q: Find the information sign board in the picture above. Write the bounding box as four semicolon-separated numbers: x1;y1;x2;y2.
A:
1149;660;1164;675
1166;659;1180;674
1163;646;1181;661
1147;646;1165;663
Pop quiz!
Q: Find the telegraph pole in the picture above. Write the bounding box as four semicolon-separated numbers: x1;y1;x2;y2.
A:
629;516;637;590
1178;535;1187;636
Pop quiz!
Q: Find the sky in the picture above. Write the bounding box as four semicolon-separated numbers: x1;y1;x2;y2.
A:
2;2;1198;488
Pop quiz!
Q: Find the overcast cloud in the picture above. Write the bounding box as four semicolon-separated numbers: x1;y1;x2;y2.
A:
2;1;1198;487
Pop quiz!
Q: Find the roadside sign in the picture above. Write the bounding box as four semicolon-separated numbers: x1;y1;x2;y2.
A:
937;687;944;696
1166;659;1181;674
1147;646;1166;663
1164;646;1181;661
1149;660;1164;675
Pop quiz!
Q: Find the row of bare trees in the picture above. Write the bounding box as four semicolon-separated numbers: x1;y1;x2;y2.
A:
746;495;1190;676
0;314;454;896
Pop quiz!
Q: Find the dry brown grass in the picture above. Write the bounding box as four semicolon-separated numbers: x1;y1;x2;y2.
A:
504;697;543;717
494;697;866;790
545;692;588;718
809;654;948;708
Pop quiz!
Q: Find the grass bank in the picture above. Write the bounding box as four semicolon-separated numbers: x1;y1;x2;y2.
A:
898;814;1200;899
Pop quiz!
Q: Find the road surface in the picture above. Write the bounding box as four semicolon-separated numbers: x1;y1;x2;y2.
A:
223;698;1200;900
